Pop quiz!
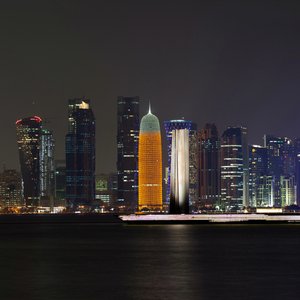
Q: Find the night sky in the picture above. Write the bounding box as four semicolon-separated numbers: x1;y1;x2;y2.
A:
1;0;299;173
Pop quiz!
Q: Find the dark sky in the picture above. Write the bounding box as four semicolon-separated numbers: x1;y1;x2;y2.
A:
1;0;299;173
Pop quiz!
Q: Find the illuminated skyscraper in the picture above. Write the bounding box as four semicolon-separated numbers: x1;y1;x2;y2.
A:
65;99;95;209
117;96;140;213
264;135;296;207
220;127;249;211
248;145;267;207
198;123;220;209
40;128;55;207
164;120;198;210
170;129;190;214
138;106;162;212
16;116;42;207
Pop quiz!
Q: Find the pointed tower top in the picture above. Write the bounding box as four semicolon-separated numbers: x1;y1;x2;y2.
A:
148;101;152;114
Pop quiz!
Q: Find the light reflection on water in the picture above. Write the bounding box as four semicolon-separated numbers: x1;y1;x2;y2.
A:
0;223;300;300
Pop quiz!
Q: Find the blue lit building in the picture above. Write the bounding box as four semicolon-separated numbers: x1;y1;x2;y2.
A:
65;99;95;210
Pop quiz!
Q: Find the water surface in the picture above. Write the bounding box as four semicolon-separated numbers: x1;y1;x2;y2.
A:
1;221;300;299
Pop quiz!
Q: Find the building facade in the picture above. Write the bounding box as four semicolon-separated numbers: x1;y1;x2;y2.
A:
117;96;140;213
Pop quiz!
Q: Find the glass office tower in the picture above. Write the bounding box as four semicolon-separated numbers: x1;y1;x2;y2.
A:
65;99;95;210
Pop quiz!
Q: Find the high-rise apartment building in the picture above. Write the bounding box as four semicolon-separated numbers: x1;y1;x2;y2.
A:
117;96;140;213
138;106;162;212
198;123;220;209
164;120;198;211
220;127;249;211
65;99;95;209
16;116;42;207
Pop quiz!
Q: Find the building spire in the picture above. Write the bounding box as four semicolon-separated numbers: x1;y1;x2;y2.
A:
148;101;152;114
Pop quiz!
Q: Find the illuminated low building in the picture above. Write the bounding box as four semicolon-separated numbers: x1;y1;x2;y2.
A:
138;106;162;212
0;169;23;208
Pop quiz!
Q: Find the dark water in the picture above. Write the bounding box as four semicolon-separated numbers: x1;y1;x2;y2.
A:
1;221;300;300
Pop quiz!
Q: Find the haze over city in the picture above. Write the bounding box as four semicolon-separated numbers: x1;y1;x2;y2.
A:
1;0;299;173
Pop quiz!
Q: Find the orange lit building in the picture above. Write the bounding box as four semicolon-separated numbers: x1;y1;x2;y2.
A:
138;106;162;212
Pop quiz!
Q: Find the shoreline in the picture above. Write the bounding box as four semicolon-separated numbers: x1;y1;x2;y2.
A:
1;213;300;224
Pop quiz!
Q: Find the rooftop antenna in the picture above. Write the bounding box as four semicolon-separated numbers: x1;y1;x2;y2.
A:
148;100;152;114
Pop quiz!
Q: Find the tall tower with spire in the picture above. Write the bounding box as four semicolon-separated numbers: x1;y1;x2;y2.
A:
138;104;163;212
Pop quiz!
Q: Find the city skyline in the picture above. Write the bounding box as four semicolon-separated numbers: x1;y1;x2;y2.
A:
1;0;299;174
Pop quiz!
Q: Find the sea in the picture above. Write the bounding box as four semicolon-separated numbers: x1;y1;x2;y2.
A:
0;215;300;300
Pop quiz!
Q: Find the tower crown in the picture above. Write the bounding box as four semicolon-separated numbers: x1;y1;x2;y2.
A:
140;113;160;133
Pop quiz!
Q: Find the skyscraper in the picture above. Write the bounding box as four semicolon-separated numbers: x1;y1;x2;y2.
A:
170;129;190;214
16;116;42;207
248;145;268;207
220;127;249;211
198;123;220;209
264;135;296;207
65;99;95;210
164;120;198;210
117;96;140;213
40;128;55;207
138;106;162;212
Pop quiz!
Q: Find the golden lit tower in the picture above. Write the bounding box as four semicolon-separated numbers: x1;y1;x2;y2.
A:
138;105;162;212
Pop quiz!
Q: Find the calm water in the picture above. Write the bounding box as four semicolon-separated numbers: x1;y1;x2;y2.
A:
1;221;300;300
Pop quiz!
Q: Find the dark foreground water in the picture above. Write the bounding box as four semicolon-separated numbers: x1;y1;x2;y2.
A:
1;219;300;299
